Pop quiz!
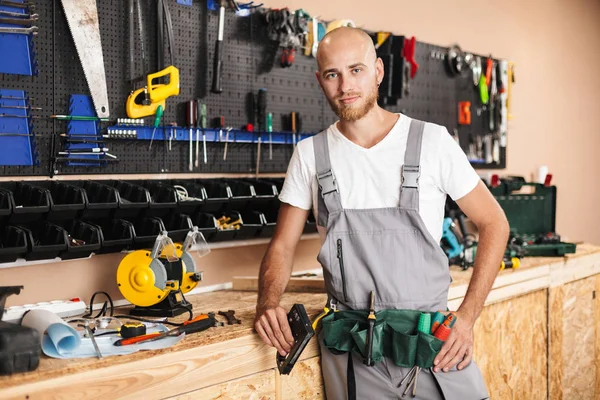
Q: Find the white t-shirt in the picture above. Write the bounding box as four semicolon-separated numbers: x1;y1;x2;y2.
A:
278;114;481;244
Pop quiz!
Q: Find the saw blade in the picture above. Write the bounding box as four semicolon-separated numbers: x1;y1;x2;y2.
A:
60;0;110;118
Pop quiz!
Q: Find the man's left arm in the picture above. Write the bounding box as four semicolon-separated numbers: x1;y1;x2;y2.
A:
434;180;510;372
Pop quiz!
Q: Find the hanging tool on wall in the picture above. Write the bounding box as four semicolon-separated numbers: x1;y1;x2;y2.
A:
126;0;180;119
211;0;226;93
198;102;207;165
186;100;197;171
60;0;110;118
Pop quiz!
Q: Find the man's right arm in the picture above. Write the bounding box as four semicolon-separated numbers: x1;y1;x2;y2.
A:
254;202;310;356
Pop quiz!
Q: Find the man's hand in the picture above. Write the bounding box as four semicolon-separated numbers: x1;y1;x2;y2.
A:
254;306;295;357
433;311;475;372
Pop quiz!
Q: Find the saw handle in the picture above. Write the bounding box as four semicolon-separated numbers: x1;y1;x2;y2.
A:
147;65;180;103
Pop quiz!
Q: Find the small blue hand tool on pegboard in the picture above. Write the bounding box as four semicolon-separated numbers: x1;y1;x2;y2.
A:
0;89;39;166
0;0;39;76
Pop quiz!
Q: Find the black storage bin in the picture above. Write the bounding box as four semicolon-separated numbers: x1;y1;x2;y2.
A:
211;211;240;242
30;181;86;222
197;179;231;213
263;178;284;193
0;226;28;263
303;212;318;234
110;181;151;219
171;180;206;216
190;213;218;242
19;222;68;261
1;182;51;224
0;189;12;224
130;217;166;250
224;180;255;211
74;181;119;219
162;213;193;242
260;209;278;238
137;181;178;218
58;220;101;260
243;178;278;209
88;219;134;254
236;210;265;239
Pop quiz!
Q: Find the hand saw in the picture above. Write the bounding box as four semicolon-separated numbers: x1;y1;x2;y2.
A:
60;0;110;119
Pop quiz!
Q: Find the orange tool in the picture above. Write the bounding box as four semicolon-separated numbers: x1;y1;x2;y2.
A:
485;57;493;87
458;101;471;125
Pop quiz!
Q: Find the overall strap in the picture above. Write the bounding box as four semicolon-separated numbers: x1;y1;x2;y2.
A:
399;119;425;210
313;131;343;227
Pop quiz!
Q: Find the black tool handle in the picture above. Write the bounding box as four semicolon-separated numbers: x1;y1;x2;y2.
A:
365;320;375;366
211;2;226;94
179;316;215;335
211;40;223;93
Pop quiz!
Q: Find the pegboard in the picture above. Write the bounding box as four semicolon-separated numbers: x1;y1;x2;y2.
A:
0;0;506;177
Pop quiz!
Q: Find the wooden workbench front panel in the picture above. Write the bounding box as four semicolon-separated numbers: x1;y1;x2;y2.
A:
474;289;548;400
549;275;599;400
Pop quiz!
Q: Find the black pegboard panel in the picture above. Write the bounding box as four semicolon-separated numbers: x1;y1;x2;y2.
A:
0;0;505;177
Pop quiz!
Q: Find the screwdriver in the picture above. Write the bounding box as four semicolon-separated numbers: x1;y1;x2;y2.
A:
257;89;267;174
186;100;197;171
50;114;110;122
291;111;297;146
148;105;164;150
197;101;207;165
364;290;376;366
267;112;273;160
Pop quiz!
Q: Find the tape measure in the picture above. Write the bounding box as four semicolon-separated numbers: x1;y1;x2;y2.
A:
120;323;146;339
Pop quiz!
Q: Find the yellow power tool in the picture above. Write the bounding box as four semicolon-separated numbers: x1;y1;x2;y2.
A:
116;228;209;316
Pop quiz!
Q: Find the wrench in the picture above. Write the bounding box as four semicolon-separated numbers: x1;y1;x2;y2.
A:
0;0;36;9
0;10;38;19
0;25;38;35
0;17;35;27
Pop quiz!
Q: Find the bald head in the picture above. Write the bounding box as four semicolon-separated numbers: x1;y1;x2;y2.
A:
316;27;377;71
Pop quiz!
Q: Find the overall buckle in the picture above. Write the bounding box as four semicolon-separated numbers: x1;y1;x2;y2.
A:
401;165;420;189
317;170;338;195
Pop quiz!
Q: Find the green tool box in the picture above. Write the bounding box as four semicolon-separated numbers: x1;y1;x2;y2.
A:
489;176;576;257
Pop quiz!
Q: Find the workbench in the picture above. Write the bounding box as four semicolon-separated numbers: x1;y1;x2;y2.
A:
1;244;599;400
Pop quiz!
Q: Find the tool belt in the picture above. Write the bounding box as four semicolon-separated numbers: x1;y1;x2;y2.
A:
320;309;444;369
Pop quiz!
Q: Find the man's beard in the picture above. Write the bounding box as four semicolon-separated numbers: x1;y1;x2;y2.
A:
327;83;379;122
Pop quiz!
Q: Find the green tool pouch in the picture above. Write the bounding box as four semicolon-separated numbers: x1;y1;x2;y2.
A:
321;309;444;369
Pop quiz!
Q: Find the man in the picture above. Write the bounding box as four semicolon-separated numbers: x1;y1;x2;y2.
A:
254;26;509;399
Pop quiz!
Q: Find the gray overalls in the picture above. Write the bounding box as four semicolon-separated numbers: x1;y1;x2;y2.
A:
313;119;490;400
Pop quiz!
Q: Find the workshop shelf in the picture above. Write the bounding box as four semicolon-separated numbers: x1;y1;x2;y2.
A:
19;222;68;261
88;218;135;254
28;181;86;222
109;181;151;219
190;213;219;242
0;182;51;224
196;180;231;213
161;213;194;243
0;225;28;264
73;181;119;219
129;216;166;250
58;220;101;260
170;180;207;216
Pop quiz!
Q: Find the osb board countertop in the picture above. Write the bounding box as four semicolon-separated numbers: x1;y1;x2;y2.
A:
1;243;599;399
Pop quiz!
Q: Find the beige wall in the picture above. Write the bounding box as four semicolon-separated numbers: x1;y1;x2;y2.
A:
2;0;600;306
